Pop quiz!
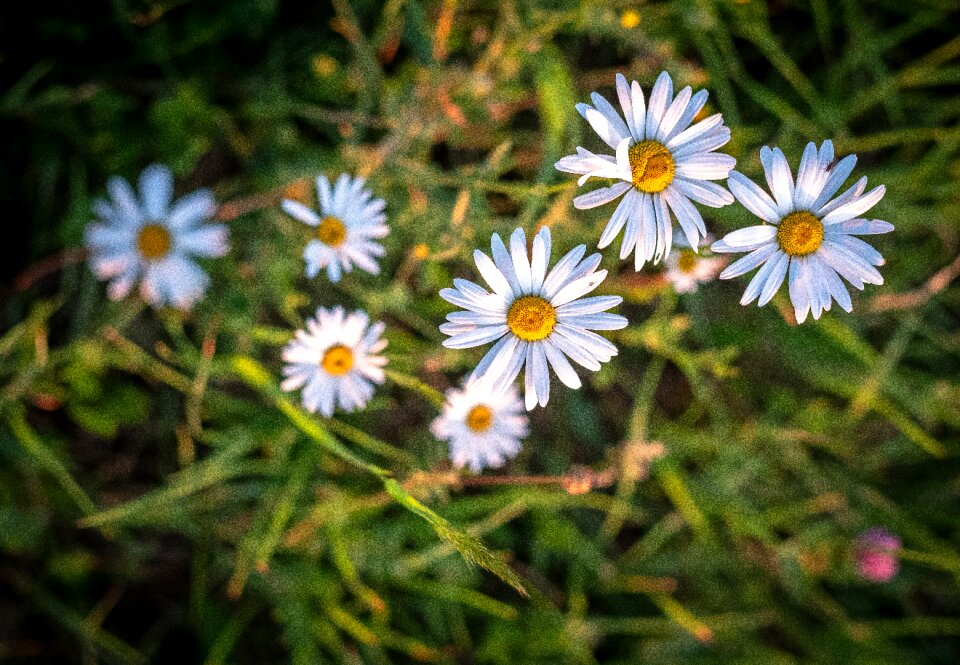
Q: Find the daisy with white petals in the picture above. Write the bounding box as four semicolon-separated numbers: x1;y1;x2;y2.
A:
712;140;892;323
431;384;529;473
664;236;725;294
281;307;388;417
85;163;229;309
440;227;627;411
556;71;735;269
281;174;388;283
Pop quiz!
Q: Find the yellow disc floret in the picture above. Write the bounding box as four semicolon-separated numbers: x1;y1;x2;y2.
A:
777;211;824;256
466;405;494;432
629;140;675;193
507;296;557;341
137;223;172;260
317;216;348;247
321;344;354;376
677;250;698;273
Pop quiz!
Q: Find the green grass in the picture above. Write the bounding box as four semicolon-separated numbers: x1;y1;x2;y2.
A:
3;0;960;662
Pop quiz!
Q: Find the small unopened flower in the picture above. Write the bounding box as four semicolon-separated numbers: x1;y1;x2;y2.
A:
664;235;725;294
281;174;388;283
556;71;735;269
431;384;528;473
712;140;892;323
439;227;627;410
854;528;901;583
85;163;228;309
281;306;387;417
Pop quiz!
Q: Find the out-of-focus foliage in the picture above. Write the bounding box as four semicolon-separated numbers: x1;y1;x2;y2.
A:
3;0;960;662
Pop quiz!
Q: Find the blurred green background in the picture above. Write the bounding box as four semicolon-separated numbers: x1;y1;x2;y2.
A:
3;0;960;662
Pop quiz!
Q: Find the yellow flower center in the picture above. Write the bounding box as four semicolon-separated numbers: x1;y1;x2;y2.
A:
507;296;556;341
777;211;824;256
321;344;354;376
137;223;172;260
629;140;675;193
465;405;494;432
677;250;698;274
317;216;347;247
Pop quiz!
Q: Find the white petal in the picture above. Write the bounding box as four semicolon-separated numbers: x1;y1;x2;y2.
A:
717;225;777;248
107;176;142;223
590;92;631;146
672;177;734;208
542;245;587;299
490;233;521;294
474;249;513;297
655;85;692;142
550;270;608;307
530;227;551;294
630;80;647;139
662;89;709;143
530;342;550;407
645;71;673;141
727;171;780;224
443;325;509;349
828;219;894;235
821;185;886;225
788;256;813;323
139;164;174;220
665;113;723;151
282;199;320;225
168;190;217;229
556;295;622;316
674;152;737;180
573;181;631;210
599;188;638;249
719;243;779;279
543;339;581;389
615;73;638;139
810;155;857;211
757;251;789;306
177;224;229;258
510;227;533;294
759;146;796;215
793;142;821;210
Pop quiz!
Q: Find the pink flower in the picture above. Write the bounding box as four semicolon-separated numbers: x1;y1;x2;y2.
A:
854;528;901;583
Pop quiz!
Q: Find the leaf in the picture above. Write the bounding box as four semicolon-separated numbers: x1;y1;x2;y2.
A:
384;479;528;598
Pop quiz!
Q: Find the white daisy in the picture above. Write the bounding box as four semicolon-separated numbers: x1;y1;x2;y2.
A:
664;235;725;294
439;226;627;411
281;173;388;283
711;140;893;323
281;306;388;417
556;71;735;270
84;163;229;309
431;384;529;473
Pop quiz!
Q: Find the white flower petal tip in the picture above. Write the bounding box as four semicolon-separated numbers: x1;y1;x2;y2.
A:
556;71;734;268
432;383;528;473
84;163;228;310
282;173;388;282
439;226;625;408
281;306;388;417
714;141;890;321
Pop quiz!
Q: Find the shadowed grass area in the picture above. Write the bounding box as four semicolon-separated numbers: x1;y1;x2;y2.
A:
2;0;960;662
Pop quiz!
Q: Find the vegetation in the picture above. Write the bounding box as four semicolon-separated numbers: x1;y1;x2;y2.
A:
3;0;960;662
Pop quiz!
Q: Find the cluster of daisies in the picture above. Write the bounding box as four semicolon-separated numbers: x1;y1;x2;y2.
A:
85;71;893;473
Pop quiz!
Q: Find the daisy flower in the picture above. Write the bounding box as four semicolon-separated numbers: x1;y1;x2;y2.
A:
281;173;388;283
431;384;529;473
439;227;627;411
556;71;735;269
664;235;725;294
85;163;229;309
711;140;893;323
281;306;388;417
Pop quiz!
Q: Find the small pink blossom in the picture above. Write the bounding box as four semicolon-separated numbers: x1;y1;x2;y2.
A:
854;528;901;583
